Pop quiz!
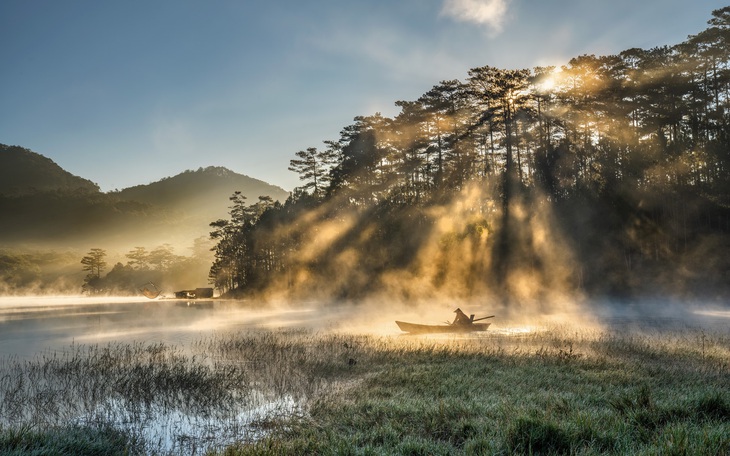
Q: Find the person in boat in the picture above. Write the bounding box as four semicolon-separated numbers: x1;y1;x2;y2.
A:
452;308;472;326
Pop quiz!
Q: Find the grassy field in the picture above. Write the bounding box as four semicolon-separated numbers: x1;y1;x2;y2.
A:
1;325;728;455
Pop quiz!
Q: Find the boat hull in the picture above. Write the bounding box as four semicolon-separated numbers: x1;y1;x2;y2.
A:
395;321;491;334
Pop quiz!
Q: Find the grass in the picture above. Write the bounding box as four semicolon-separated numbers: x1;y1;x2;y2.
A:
0;423;140;455
0;326;728;455
216;328;730;455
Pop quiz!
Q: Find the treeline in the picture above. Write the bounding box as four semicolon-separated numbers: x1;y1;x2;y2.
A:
209;8;730;301
80;240;213;296
2;240;214;296
0;250;83;295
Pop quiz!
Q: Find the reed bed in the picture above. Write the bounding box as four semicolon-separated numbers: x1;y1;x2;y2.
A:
0;326;728;455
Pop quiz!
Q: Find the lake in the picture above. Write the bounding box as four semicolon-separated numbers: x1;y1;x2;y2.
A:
2;295;727;360
0;296;324;359
0;295;727;454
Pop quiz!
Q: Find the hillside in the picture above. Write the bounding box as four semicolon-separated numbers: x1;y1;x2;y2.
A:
114;166;289;223
0;146;291;293
0;147;290;250
0;144;99;195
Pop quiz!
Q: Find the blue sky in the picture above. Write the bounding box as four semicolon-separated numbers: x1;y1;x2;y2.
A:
1;1;726;192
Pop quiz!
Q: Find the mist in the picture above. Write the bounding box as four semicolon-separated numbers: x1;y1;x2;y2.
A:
4;8;730;340
203;16;730;336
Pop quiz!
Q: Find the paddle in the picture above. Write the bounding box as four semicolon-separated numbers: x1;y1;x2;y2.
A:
471;315;495;322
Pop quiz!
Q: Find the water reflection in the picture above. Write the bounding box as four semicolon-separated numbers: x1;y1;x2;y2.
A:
74;394;301;454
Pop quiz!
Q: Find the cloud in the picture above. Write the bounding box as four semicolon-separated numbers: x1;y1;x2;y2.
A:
441;0;510;34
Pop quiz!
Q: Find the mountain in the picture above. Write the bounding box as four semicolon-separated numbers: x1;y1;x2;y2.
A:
0;144;100;195
0;145;290;250
114;166;289;223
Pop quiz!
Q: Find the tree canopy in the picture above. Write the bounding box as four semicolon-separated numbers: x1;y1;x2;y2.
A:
210;8;730;302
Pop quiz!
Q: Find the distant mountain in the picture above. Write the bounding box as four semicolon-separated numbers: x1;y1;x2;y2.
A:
0;144;100;195
114;166;290;222
0;146;290;249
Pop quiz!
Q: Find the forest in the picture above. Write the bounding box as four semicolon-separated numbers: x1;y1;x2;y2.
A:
76;242;213;296
208;8;730;305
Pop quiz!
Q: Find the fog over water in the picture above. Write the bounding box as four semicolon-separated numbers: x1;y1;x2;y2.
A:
1;295;728;359
0;297;316;359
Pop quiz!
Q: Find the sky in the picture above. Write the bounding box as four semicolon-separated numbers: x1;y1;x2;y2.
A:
1;0;727;193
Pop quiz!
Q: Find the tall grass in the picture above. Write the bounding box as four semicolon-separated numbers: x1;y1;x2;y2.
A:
1;326;728;454
219;327;730;455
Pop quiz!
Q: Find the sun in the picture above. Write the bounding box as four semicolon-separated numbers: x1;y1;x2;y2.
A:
536;67;563;94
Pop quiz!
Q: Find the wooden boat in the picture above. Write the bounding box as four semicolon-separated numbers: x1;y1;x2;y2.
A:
396;320;491;334
396;309;495;334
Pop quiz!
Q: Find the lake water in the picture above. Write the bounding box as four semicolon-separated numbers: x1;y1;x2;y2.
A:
0;296;321;453
1;295;728;360
0;296;325;359
0;295;727;454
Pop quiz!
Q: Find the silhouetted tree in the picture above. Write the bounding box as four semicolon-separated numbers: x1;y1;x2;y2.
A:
81;248;107;294
125;246;149;270
208;7;730;299
329;114;393;203
288;146;338;197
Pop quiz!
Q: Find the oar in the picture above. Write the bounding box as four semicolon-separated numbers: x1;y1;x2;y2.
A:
472;315;495;322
